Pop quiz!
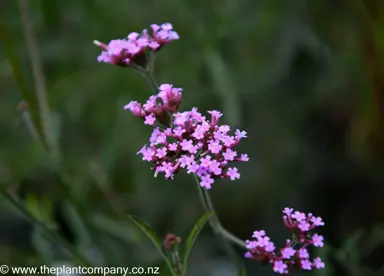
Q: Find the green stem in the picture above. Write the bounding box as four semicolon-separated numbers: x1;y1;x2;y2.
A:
0;189;91;266
193;173;246;249
201;187;246;248
193;174;246;274
131;63;159;93
144;70;159;92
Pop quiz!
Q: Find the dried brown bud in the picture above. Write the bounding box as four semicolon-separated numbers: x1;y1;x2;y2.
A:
163;233;181;250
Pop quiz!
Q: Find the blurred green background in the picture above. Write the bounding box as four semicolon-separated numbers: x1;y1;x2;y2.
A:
1;0;384;275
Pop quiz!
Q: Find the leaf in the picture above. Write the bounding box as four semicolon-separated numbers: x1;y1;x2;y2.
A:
181;212;212;275
237;262;247;276
32;228;54;264
204;48;241;126
93;214;141;244
0;189;91;266
0;16;46;148
128;215;175;275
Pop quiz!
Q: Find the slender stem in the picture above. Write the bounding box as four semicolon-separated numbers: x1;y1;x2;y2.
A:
145;70;159;92
0;189;91;266
132;65;159;93
218;226;248;249
193;174;246;274
199;179;246;248
146;52;157;75
171;250;182;276
193;173;212;224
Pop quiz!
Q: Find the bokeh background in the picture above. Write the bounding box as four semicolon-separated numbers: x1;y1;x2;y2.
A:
1;0;384;275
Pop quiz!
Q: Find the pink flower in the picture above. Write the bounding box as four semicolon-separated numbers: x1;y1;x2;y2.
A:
227;167;240;180
283;207;293;215
312;234;324;247
299;221;311;232
223;149;237;161
252;230;266;239
265;241;276;252
235;129;247;139
292;211;306;222
156;147;168;159
298;248;309;259
301;259;312;270
239;153;249;161
313;257;325;269
200;175;214;189
273;261;287;274
281;247;295;259
208;140;222;154
144;114;156;125
311;216;325;226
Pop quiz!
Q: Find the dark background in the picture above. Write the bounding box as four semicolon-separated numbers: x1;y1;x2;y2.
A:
0;0;383;275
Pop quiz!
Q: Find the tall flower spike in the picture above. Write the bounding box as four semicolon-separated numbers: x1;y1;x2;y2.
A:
94;23;179;67
244;208;325;274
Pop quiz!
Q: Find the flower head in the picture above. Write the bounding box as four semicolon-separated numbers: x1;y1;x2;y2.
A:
245;208;325;274
126;84;249;188
95;23;179;67
125;84;183;126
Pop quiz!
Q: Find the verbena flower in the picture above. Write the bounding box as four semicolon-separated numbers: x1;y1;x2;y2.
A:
94;23;179;66
124;83;183;126
244;208;325;274
125;84;249;189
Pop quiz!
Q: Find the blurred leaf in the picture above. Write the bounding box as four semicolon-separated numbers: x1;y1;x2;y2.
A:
0;189;90;266
93;214;141;244
342;229;364;262
31;228;54;264
314;242;331;276
204;48;241;126
181;212;212;275
238;263;246;276
128;215;175;275
18;0;58;159
0;16;46;149
25;194;53;224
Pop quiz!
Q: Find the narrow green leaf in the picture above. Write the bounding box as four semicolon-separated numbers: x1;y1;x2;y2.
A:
0;16;46;150
93;214;141;244
181;212;212;275
0;189;91;266
204;48;241;126
128;215;175;275
238;262;247;276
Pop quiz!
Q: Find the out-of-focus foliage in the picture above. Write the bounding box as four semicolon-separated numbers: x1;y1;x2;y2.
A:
0;0;383;275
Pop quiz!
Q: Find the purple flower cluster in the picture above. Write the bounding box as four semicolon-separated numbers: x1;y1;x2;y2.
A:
124;84;183;126
95;23;179;66
124;84;249;189
245;208;325;274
